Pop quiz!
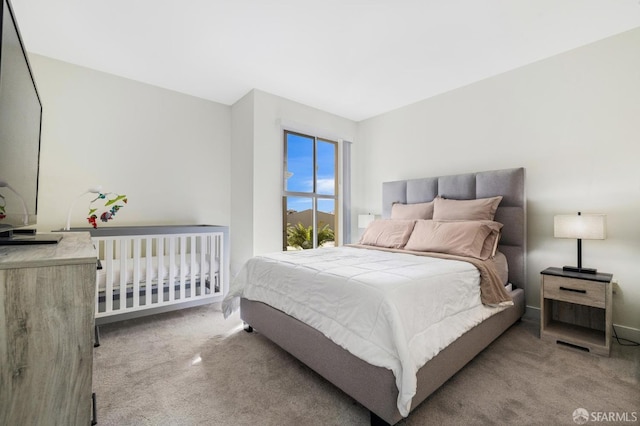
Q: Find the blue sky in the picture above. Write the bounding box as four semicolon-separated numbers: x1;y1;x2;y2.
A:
285;133;335;213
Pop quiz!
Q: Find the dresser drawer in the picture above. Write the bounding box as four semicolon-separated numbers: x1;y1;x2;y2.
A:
543;275;606;308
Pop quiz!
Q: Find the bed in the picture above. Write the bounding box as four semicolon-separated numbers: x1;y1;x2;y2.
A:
76;225;229;325
224;168;526;425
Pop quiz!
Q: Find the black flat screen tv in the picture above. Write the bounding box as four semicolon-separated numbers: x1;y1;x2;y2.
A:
0;0;59;244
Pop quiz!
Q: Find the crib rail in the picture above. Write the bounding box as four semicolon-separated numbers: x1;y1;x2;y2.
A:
83;226;228;322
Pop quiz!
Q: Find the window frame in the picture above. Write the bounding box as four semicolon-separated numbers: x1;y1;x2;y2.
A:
283;130;339;250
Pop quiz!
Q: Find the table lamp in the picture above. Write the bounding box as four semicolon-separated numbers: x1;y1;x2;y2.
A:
358;214;376;229
553;212;606;274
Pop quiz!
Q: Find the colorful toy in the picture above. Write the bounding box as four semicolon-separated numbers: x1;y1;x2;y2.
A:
87;193;127;228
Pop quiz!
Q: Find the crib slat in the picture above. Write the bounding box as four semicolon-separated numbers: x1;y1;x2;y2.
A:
219;233;224;294
94;239;101;314
189;236;196;298
132;238;141;309
169;237;175;302
105;239;114;314
211;233;218;294
179;236;186;300
209;234;215;295
157;237;165;304
145;237;152;306
119;239;128;311
214;233;223;294
198;236;206;297
212;235;217;294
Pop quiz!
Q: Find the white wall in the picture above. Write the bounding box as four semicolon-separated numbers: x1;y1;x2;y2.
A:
230;91;255;275
30;55;231;231
229;89;357;274
355;28;640;335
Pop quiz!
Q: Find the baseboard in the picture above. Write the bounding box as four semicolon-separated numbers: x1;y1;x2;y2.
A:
524;305;540;323
612;324;640;345
524;305;640;345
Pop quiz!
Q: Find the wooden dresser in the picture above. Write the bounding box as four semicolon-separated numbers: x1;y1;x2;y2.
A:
0;232;97;425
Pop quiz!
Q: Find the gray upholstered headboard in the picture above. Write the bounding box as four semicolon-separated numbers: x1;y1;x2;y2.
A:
382;167;526;289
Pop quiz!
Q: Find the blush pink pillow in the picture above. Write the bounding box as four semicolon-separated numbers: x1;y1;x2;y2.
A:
404;220;503;260
433;196;503;221
391;201;434;220
359;219;416;249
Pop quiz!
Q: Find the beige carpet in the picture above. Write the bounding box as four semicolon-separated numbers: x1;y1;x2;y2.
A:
93;303;639;426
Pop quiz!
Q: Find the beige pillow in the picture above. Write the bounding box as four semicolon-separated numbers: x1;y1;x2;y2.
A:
391;201;434;220
404;220;503;260
359;219;416;249
433;196;503;221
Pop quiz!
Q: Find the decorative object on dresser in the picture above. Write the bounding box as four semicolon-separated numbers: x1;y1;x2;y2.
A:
540;267;613;356
553;212;606;274
0;232;98;425
0;181;29;226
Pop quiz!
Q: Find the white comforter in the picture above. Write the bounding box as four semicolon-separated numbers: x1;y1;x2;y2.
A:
222;246;506;417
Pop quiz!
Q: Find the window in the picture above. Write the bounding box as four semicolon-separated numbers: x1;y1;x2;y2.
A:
283;130;338;250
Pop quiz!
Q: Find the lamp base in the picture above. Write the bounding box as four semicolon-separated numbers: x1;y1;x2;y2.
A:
562;265;597;275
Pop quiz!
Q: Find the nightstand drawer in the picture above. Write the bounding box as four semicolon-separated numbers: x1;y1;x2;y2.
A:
543;275;605;308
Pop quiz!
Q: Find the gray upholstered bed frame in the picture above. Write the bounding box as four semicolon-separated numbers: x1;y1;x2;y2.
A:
241;167;526;425
382;167;526;289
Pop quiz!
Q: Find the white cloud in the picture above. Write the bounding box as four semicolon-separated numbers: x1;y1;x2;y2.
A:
316;178;335;194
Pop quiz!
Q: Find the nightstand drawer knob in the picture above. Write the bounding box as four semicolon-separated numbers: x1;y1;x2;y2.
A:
559;286;587;294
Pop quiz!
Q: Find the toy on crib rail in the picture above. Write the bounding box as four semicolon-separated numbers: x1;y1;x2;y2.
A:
87;193;127;228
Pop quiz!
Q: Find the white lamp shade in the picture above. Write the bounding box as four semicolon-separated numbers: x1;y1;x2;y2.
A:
358;214;376;229
554;214;606;240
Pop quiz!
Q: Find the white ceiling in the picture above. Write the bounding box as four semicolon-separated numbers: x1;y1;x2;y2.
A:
10;0;640;121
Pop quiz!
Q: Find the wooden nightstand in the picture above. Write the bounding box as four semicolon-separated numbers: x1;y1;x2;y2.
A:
540;267;613;356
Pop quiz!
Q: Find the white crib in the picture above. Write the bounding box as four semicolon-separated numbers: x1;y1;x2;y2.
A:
82;225;229;324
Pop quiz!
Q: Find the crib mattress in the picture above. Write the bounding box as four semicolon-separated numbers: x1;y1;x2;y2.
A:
98;254;219;291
